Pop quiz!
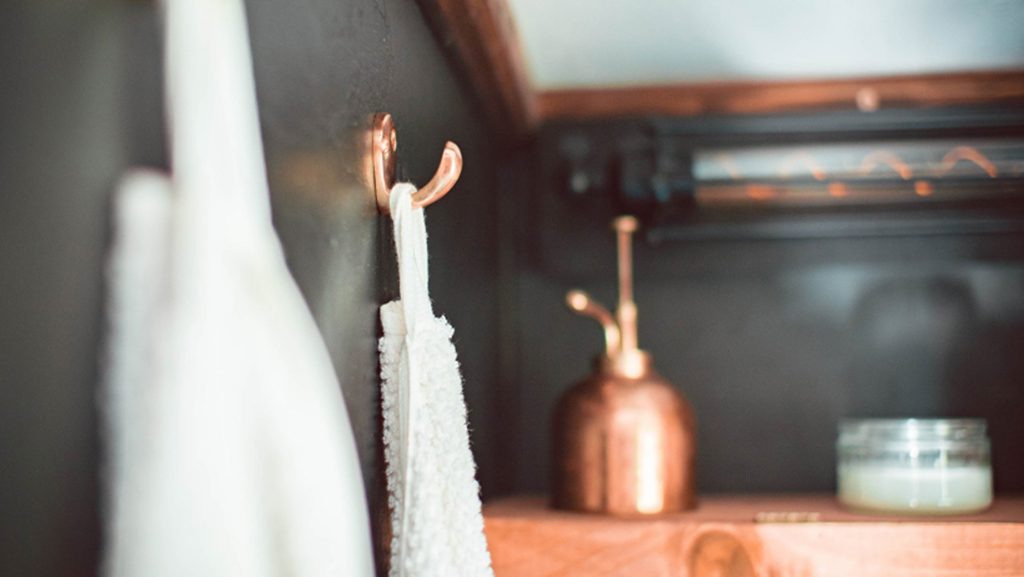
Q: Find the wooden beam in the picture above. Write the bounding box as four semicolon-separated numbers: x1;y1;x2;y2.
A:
537;70;1024;122
485;495;1024;577
409;2;1024;133
416;0;537;137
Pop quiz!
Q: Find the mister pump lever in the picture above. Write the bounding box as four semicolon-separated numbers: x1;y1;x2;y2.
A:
565;215;641;360
566;290;621;356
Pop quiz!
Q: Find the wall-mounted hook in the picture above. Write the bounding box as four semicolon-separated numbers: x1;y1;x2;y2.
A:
372;112;463;215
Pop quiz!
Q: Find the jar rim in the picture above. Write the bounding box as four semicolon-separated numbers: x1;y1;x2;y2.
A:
838;418;988;444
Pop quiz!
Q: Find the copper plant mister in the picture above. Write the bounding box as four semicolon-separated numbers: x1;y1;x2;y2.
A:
552;216;696;515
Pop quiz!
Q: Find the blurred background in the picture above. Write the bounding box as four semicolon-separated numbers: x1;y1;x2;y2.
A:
2;0;1023;574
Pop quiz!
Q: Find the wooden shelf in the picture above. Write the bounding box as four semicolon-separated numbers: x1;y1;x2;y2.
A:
484;495;1024;577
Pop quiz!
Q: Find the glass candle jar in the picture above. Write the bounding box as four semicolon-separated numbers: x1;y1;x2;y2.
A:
837;419;992;514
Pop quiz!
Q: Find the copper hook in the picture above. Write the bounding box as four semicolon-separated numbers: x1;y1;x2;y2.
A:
372;112;463;215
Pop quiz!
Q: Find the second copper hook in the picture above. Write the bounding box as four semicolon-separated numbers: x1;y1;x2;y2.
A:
372;112;463;215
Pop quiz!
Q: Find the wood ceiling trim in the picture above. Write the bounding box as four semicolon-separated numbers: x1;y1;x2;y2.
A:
412;0;1024;134
417;0;537;137
537;70;1024;122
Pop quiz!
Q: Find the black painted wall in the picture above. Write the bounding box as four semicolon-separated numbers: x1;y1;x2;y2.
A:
246;0;503;506
0;0;501;574
5;1;1023;575
497;125;1024;497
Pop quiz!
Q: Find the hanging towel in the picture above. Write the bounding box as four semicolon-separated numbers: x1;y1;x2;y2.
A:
379;184;494;577
101;0;375;576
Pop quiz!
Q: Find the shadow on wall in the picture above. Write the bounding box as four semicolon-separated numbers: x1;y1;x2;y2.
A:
847;275;978;417
848;272;1024;491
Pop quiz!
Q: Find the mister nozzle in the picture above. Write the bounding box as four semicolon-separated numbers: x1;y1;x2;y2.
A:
566;290;622;357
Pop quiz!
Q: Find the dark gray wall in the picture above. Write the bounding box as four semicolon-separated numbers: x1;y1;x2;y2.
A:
246;0;502;504
499;133;1024;496
6;1;1022;574
0;0;501;574
1;4;162;575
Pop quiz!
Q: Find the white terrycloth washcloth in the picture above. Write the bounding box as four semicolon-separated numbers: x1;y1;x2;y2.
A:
379;184;494;577
102;0;375;576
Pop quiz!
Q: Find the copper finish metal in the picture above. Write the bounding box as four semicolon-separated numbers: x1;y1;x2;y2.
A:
371;112;463;214
614;216;639;354
566;290;620;356
553;216;696;515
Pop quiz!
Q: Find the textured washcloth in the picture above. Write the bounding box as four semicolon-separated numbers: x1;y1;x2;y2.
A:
379;184;494;577
101;0;375;576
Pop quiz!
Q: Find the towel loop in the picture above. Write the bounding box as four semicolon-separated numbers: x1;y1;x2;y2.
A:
372;112;463;215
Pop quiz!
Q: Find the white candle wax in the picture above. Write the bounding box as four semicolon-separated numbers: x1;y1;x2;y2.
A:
838;463;992;514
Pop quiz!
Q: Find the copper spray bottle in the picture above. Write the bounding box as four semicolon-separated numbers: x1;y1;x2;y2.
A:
552;216;696;515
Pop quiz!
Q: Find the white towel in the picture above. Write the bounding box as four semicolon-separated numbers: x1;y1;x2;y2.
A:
101;0;375;575
379;184;494;577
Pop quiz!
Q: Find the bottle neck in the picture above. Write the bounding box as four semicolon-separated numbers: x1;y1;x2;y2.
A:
600;349;653;379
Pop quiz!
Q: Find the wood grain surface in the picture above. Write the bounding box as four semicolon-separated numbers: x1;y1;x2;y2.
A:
484;495;1024;577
